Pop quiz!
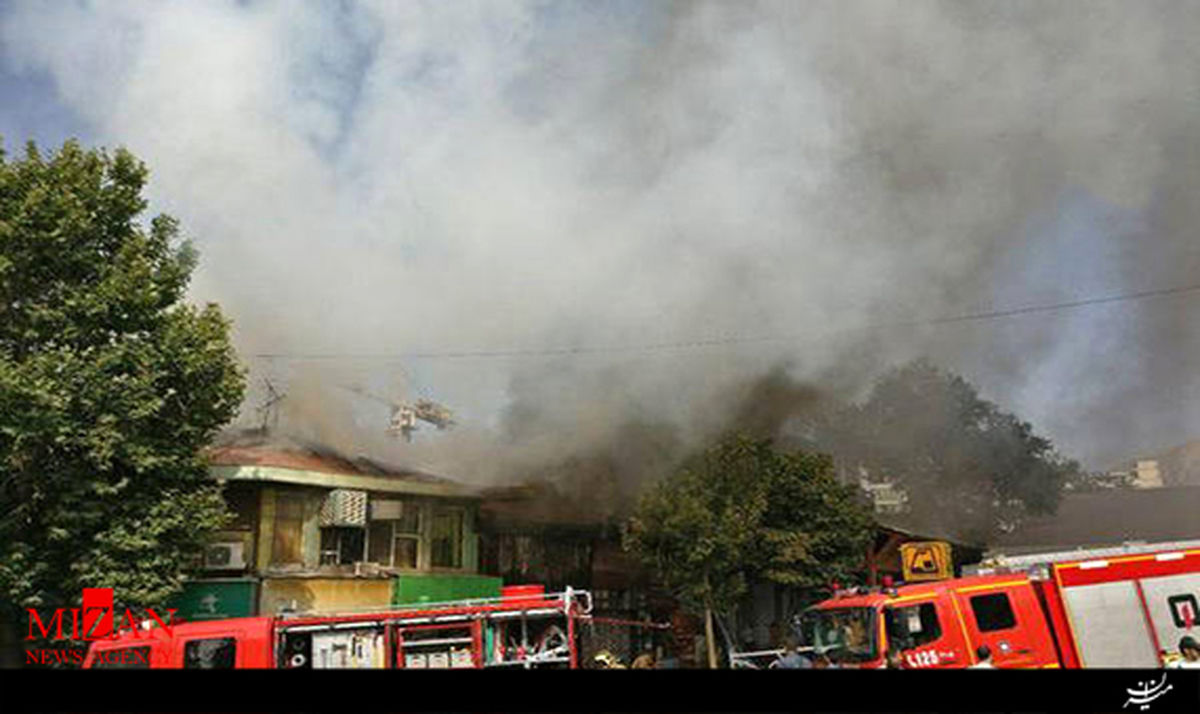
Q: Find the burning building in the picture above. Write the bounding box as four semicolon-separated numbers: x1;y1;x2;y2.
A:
170;431;498;621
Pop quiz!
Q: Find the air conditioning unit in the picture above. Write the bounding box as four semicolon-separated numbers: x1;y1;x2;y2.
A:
354;562;383;577
203;542;247;571
320;489;368;527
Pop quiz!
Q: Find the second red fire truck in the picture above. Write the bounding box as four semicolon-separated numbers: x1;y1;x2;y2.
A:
794;539;1200;668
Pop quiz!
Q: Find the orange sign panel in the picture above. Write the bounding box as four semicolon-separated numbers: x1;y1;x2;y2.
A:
900;541;953;581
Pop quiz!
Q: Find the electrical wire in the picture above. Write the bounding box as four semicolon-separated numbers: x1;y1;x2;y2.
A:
247;281;1200;362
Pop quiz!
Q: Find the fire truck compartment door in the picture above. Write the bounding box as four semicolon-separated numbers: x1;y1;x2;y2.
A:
1136;573;1200;658
958;587;1042;668
1061;581;1159;667
310;629;387;669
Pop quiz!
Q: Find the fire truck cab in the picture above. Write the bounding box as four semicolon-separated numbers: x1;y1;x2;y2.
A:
83;616;276;669
799;573;1061;669
801;540;1200;669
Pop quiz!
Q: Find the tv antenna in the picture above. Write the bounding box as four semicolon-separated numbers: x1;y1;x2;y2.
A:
256;379;287;433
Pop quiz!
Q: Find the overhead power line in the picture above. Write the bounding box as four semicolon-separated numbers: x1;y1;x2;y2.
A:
248;281;1200;362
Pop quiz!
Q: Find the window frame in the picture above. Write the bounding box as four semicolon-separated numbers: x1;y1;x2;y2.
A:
271;491;306;566
183;637;238;669
367;502;422;570
430;506;466;570
319;526;366;566
969;592;1018;632
884;601;943;650
222;483;258;531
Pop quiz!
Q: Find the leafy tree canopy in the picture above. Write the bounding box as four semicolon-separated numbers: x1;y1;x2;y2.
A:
0;140;244;632
818;359;1079;541
623;434;874;618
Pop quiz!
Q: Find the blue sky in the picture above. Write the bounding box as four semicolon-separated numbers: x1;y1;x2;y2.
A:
0;63;90;152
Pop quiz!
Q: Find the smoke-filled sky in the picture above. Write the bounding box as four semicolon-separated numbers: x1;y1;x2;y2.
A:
3;1;1200;482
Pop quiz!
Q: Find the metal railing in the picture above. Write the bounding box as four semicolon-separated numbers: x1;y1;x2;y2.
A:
277;586;593;620
728;645;816;669
968;539;1200;576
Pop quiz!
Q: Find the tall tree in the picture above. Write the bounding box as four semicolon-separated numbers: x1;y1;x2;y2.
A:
820;360;1078;541
623;435;873;667
0;140;245;662
755;448;875;592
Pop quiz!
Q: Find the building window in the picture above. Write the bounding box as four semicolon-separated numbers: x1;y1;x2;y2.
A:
431;508;464;569
320;527;365;566
222;483;258;530
970;593;1017;632
367;502;420;569
184;637;237;669
271;491;305;565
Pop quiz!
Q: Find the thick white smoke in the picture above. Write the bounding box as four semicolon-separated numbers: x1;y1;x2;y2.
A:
4;1;1199;482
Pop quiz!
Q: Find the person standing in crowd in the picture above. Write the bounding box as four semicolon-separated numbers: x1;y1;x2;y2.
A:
1169;636;1200;668
813;654;841;669
773;635;813;669
969;644;996;668
631;645;657;669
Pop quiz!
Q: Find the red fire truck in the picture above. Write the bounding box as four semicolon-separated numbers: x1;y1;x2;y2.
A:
794;540;1200;668
83;585;600;669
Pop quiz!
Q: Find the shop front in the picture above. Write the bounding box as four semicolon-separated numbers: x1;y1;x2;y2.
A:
169;578;260;621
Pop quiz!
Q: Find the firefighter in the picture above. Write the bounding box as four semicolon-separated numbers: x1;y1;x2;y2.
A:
885;648;905;669
1171;636;1200;668
813;653;840;669
773;635;813;669
592;650;626;669
968;644;996;669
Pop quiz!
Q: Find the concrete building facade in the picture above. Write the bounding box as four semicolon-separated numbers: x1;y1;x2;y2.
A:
169;434;495;622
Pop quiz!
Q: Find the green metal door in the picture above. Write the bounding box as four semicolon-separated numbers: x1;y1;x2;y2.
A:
168;579;259;621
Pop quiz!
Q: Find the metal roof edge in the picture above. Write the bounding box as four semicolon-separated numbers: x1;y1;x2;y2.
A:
210;464;478;498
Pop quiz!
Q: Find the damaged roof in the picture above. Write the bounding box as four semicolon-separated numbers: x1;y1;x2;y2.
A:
207;429;477;498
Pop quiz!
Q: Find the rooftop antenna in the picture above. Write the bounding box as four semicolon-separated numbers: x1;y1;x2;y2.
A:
256;378;286;433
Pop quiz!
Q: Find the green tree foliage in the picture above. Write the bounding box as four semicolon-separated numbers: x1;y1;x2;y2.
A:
624;436;768;617
0;140;245;647
756;448;876;591
623;435;874;664
820;360;1079;541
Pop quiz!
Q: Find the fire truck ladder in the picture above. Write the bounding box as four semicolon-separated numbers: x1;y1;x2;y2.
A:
969;539;1200;578
275;587;594;631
